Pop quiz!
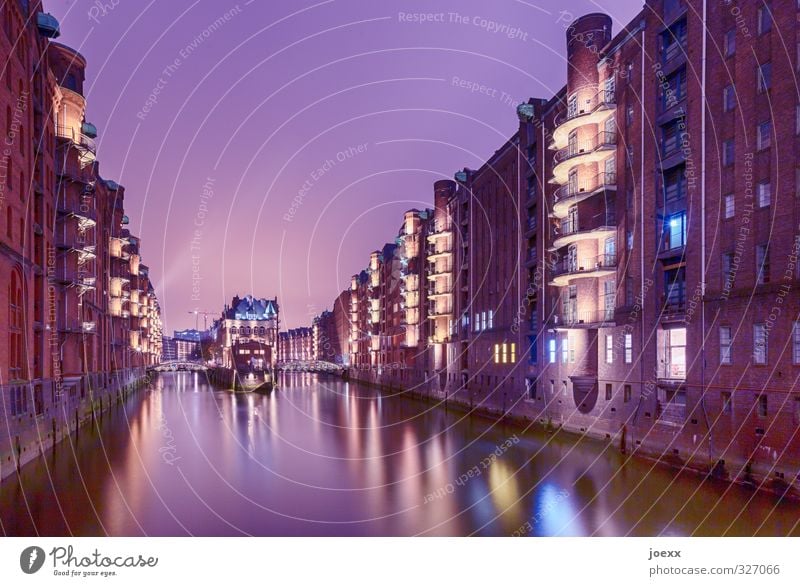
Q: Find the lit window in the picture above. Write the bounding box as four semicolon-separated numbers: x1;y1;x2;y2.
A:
666;212;687;249
661;328;686;379
474;313;479;332
548;339;556;363
510;343;516;362
753;323;767;365
494;344;500;364
561;337;569;364
724;193;734;219
720;326;732;365
481;311;486;331
624;333;633;364
501;343;508;364
605;334;613;364
488;310;494;329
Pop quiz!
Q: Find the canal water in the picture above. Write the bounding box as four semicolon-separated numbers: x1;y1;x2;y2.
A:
1;372;799;536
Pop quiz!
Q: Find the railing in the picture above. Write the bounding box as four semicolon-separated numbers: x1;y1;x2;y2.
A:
554;172;617;202
554;131;617;164
554;88;616;127
552;254;616;277
558;212;615;237
56;125;97;154
550;308;615;327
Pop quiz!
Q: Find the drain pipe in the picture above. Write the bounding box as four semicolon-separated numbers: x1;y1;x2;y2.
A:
700;0;713;463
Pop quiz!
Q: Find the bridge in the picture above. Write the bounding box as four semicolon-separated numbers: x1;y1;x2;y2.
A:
152;361;208;372
277;360;344;374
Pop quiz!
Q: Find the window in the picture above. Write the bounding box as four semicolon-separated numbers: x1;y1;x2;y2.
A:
481;311;486;331
757;5;772;35
474;313;479;332
756;244;769;284
721;252;733;289
797;105;800;135
723;85;735;111
488;310;494;329
624;384;632;403
5;207;11;239
494;344;500;364
661;118;686;156
662;327;687;379
624;333;633;363
9;268;23;380
720;326;732;364
757;121;771;150
724;29;735;57
665;212;687;250
663;165;687;201
722;139;734;167
511;343;516;363
527;379;537;400
757;395;768;418
605;384;613;401
793;322;800;364
661;67;686;109
724;193;734;219
567;94;577;118
548;338;556;363
626;105;634;126
627;230;633;251
561;337;569;364
721;391;732;414
605;334;613;364
753;323;767;364
661;18;687;62
757;181;770;208
665;266;686;306
757;62;772;92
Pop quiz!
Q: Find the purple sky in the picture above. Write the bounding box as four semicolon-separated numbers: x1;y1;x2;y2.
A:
49;0;643;331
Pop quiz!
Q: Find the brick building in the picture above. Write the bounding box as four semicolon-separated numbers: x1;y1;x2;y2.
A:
307;1;800;489
1;2;161;480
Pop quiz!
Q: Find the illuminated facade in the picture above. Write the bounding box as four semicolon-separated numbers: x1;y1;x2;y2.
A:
217;295;279;369
1;1;161;480
306;2;800;488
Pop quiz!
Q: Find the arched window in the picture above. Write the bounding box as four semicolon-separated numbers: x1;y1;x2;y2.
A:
245;326;251;335
230;327;237;335
9;268;23;380
258;327;265;336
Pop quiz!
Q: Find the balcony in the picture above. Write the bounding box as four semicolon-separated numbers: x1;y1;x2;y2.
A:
551;213;616;250
58;243;97;263
426;264;453;280
553;172;617;218
56;125;97;155
426;245;452;261
427;306;453;318
549;308;615;329
57;204;97;229
659;293;686;323
426;223;453;242
550;254;617;286
551;131;617;184
551;88;616;149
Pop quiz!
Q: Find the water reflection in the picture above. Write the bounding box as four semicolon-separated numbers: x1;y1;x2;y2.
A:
1;372;798;536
